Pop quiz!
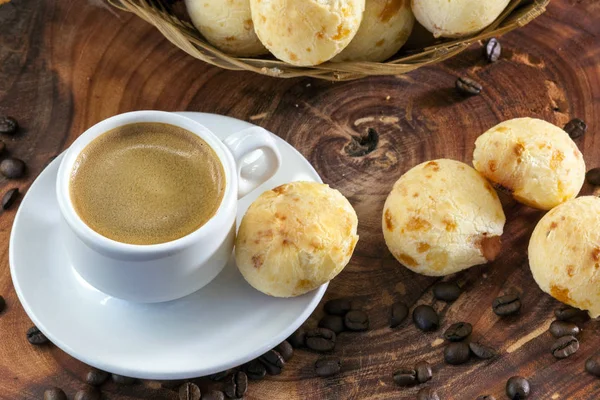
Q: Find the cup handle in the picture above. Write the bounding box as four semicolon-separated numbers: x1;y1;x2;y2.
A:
222;127;282;199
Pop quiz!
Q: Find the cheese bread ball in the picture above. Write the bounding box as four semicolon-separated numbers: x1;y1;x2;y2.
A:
185;0;267;57
529;196;600;318
235;182;359;297
250;0;365;66
411;0;510;38
333;0;415;62
473;118;585;211
383;159;505;276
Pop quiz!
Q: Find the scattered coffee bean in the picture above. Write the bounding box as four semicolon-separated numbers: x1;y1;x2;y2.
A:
344;310;369;331
305;328;336;352
413;305;439;332
415;360;432;383
179;382;201;400
244;359;267;380
485;38;501;62
551;335;579;359
476;396;496;400
390;301;409;328
469;342;497;359
258;349;285;375
44;387;67;400
86;368;109;386
392;368;417;386
275;340;294;361
417;387;440;400
319;314;345;334
26;326;48;345
506;376;530;399
564;118;587;139
554;306;589;323
444;342;470;365
203;390;225;400
585;354;600;377
0;295;5;313
456;77;482;96
324;298;352;315
492;293;521;316
433;282;461;302
2;188;19;210
0;116;18;135
287;328;305;348
444;322;472;342
112;374;136;385
74;387;101;400
209;370;230;381
549;320;580;338
0;158;26;179
586;168;600;186
224;371;247;399
315;357;342;377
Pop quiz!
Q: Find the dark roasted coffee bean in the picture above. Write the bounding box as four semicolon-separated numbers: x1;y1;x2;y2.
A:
415;361;432;383
391;301;409;328
86;368;109;386
224;371;247;399
392;368;417;386
178;382;201;400
549;320;580;338
417;387;440;400
485;38;501;62
492;293;521;316
44;387;67;400
551;335;579;359
587;168;600;186
27;326;48;345
469;342;497;359
209;370;230;381
2;188;19;210
554;306;589;323
433;282;461;302
444;342;470;365
506;376;530;399
74;387;101;400
344;310;369;331
305;328;336;352
275;340;294;361
203;390;225;400
244;359;267;380
324;298;352;315
0;116;18;135
287;328;305;348
258;349;285;375
476;396;496;400
564;118;587;139
0;158;26;179
444;322;472;342
456;77;482;96
0;295;5;313
413;305;439;332
315;357;341;377
112;374;136;385
585;355;600;377
319;314;345;334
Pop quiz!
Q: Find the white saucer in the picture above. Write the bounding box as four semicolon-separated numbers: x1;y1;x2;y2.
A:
10;112;326;380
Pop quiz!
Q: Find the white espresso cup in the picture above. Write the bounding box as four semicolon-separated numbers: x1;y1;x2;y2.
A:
56;111;281;303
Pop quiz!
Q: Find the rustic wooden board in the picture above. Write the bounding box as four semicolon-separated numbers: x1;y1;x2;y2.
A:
0;0;599;399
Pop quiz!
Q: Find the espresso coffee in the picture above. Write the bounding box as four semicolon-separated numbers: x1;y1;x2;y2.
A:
70;122;225;245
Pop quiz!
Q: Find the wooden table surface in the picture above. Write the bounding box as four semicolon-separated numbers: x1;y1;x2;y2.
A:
1;0;599;399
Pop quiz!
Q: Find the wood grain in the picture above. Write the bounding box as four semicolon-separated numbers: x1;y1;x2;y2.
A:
0;0;599;399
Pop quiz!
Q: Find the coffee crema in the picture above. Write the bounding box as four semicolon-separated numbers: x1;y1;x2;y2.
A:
70;122;225;245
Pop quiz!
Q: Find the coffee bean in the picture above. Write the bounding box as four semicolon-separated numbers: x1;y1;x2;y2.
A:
275;340;294;361
74;387;101;400
26;326;49;345
433;282;461;302
415;360;432;383
469;342;497;359
319;314;345;334
392;368;417;386
305;328;336;352
417;387;440;400
455;77;482;96
413;305;439;332
506;376;530;399
554;305;589;323
0;295;5;313
243;359;266;380
485;38;501;62
287;328;306;348
0;158;26;179
492;293;521;316
0;116;18;135
476;396;496;400
86;368;109;386
344;310;369;331
209;370;231;381
2;188;19;210
549;320;580;338
324;298;352;315
443;322;472;342
587;168;600;186
224;371;247;399
258;349;285;375
444;342;470;365
203;390;225;400
112;374;136;385
390;301;409;328
551;335;579;359
178;382;201;400
315;357;341;377
44;387;67;400
564;118;587;139
585;354;600;377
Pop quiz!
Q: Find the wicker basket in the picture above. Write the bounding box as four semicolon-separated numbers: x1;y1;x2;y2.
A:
108;0;550;81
